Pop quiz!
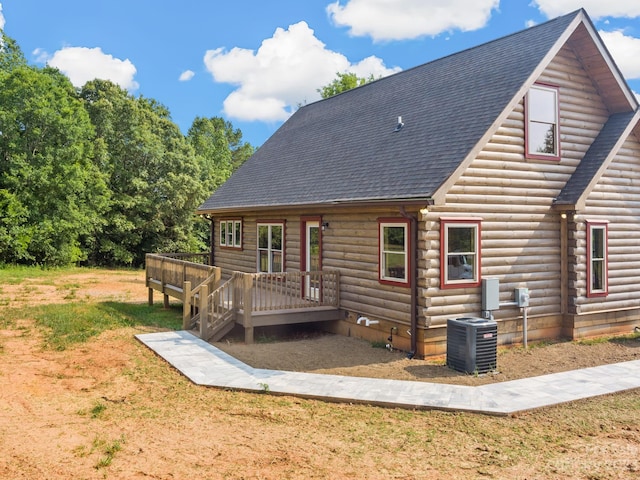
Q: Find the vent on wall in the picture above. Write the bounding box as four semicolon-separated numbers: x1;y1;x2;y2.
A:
446;317;497;374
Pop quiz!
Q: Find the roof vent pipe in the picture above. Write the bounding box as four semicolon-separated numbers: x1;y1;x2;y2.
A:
394;116;404;132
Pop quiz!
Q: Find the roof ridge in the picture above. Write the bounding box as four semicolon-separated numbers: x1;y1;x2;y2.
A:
301;9;585;108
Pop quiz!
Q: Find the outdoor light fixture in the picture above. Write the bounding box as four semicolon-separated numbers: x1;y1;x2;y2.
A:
321;222;329;230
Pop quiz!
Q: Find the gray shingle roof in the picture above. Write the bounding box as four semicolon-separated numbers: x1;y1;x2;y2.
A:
198;10;582;213
554;111;638;206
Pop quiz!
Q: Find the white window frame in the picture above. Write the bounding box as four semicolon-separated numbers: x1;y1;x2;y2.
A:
525;83;560;160
441;219;481;288
219;219;242;249
587;221;608;297
378;219;409;286
257;222;284;273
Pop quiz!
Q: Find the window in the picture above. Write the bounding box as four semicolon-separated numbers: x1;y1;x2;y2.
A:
257;222;284;273
378;219;410;286
441;218;481;288
220;219;242;249
526;84;560;160
587;221;608;297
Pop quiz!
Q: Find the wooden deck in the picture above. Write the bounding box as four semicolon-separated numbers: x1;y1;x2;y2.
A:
145;254;344;343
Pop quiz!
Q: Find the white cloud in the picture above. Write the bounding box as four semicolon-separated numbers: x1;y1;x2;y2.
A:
204;21;400;122
44;46;138;90
179;70;195;82
532;0;640;19
0;3;5;31
600;30;640;79
326;0;499;42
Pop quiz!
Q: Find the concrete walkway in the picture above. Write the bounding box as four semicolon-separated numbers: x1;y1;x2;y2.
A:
136;330;640;416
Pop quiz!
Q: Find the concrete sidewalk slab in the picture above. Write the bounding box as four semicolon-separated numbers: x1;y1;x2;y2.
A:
136;330;640;416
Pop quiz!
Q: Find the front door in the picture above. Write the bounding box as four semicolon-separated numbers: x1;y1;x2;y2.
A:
304;220;321;301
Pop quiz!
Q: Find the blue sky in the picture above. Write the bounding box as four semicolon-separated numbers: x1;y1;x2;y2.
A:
1;1;639;147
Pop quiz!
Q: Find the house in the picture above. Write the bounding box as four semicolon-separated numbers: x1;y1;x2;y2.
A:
196;9;640;357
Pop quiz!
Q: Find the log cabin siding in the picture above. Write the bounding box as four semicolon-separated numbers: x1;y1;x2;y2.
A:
213;215;258;274
426;45;610;328
576;134;640;315
323;209;413;324
213;207;414;324
213;214;302;274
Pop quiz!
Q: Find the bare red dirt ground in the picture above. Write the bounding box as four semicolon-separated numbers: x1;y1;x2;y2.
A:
1;269;639;479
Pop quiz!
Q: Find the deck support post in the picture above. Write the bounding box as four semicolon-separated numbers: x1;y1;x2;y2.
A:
199;284;209;339
243;274;254;344
213;267;222;289
182;281;192;330
148;287;153;306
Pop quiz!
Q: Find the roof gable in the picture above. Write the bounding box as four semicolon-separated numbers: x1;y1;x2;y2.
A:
198;9;635;214
554;110;640;210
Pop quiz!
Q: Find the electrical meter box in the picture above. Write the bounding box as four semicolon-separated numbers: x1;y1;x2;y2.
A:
482;278;500;311
515;287;530;307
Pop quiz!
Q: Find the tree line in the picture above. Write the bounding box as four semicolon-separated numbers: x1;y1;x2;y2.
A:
0;34;253;267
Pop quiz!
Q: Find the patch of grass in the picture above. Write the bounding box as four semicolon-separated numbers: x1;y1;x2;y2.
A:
370;340;388;349
29;301;181;351
92;435;125;470
256;333;278;343
0;316;14;329
578;331;640;346
57;282;81;300
90;401;107;419
0;265;85;284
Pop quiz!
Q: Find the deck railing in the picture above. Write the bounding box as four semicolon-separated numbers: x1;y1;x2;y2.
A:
146;254;215;292
153;252;211;264
242;270;340;311
146;254;341;342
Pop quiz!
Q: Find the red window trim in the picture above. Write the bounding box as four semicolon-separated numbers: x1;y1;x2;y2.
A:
440;218;482;289
586;221;609;298
524;82;561;161
218;218;243;250
378;217;411;287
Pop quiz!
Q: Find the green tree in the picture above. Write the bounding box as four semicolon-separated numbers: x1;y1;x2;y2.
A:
0;65;108;265
80;80;205;266
187;117;253;245
318;72;376;99
0;33;27;73
187;116;253;193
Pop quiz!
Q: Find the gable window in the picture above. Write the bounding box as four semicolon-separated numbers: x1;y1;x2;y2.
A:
378;219;410;286
257;222;284;273
441;218;481;288
526;84;560;160
220;219;242;249
587;221;608;297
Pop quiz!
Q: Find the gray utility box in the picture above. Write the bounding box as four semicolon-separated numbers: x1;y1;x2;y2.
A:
446;317;498;374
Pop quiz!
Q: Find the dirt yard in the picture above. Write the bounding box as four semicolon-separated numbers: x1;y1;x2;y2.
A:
214;324;640;386
1;268;639;479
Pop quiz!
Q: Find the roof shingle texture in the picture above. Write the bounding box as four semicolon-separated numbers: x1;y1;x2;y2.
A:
199;11;580;213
